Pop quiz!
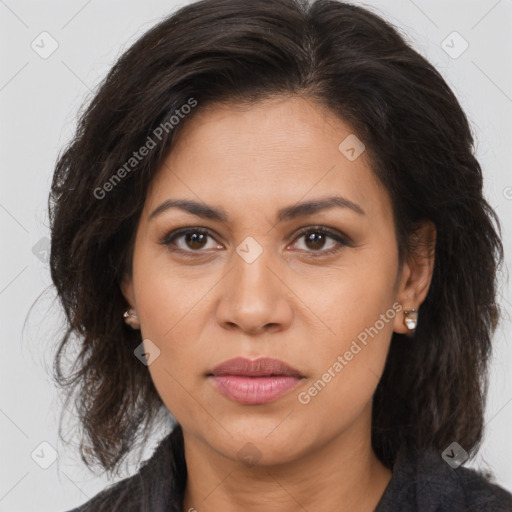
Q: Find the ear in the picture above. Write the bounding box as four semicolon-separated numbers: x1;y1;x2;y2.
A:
393;220;436;334
120;271;136;310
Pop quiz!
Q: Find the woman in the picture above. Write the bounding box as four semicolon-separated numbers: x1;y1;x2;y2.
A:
49;0;512;510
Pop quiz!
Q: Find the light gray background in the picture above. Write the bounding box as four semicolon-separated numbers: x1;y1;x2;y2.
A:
1;0;511;510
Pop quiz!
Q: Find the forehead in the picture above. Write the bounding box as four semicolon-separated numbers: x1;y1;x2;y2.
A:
143;96;391;224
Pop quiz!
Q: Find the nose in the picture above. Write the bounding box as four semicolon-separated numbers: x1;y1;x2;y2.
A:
215;244;293;335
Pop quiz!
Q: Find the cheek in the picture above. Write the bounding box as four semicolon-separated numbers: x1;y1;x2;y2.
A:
133;246;216;341
131;251;222;410
299;248;398;348
296;296;396;428
137;301;208;423
293;255;397;410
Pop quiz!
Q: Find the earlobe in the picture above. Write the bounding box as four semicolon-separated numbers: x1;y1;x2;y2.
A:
120;273;140;329
393;220;436;335
123;307;140;329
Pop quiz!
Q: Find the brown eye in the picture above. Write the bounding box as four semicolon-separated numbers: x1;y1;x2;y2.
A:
304;231;328;250
291;226;351;257
161;227;221;254
184;232;208;250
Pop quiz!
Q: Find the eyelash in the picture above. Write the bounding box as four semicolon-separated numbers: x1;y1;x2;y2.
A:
159;225;352;258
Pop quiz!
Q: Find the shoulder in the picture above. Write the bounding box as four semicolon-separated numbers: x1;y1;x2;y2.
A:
376;446;512;511
455;465;512;511
64;426;186;512
64;472;144;512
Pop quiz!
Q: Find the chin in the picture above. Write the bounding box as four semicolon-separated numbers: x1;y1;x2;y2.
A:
207;421;310;466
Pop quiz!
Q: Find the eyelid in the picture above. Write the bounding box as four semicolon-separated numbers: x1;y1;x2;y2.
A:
159;226;222;255
290;225;350;244
159;225;352;256
288;225;352;257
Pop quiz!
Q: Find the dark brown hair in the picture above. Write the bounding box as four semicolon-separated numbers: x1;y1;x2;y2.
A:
48;0;504;508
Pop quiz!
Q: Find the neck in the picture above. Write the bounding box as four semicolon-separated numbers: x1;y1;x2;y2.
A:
181;412;392;512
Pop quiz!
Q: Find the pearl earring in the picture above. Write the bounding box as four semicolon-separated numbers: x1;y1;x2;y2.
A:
403;308;418;330
123;308;140;329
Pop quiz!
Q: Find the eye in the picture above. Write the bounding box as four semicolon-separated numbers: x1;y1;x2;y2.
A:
160;227;221;255
289;226;350;257
159;225;351;257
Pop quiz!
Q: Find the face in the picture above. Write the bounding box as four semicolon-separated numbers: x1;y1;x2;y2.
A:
122;96;430;466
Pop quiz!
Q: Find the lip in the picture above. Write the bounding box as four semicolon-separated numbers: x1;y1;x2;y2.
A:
209;357;304;378
208;357;305;405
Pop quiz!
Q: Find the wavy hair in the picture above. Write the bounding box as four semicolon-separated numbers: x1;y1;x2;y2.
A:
48;0;503;503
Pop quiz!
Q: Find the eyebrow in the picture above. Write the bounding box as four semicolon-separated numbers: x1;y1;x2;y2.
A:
148;195;365;223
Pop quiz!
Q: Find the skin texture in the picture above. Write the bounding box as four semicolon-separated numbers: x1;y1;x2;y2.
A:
121;95;436;512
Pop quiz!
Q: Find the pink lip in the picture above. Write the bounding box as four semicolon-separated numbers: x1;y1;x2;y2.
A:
208;357;305;404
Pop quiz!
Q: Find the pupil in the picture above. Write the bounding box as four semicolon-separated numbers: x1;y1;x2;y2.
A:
306;232;325;250
184;232;326;251
187;233;206;249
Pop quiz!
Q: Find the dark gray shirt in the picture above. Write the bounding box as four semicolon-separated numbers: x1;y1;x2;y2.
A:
374;444;512;511
66;429;512;512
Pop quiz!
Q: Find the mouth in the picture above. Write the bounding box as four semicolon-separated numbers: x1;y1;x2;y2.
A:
207;357;305;405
